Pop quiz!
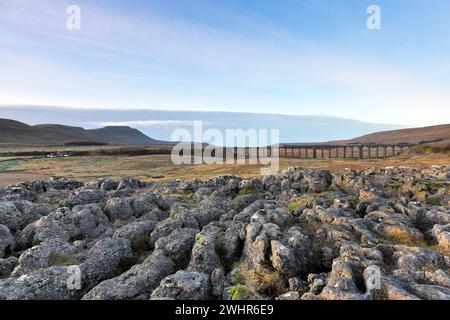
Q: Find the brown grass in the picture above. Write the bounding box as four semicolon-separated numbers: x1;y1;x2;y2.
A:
0;151;448;186
234;261;287;298
406;143;450;155
378;231;450;254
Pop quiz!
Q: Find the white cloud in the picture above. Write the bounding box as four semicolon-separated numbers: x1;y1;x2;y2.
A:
0;0;449;127
94;120;196;129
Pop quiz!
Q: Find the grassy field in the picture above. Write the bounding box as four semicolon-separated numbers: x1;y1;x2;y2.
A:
0;157;33;171
0;150;449;186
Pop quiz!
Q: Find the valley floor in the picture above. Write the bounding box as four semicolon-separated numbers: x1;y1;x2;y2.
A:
0;153;449;186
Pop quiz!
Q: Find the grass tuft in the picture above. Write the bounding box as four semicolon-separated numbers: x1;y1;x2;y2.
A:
48;252;79;267
233;261;287;298
238;187;264;197
230;284;252;300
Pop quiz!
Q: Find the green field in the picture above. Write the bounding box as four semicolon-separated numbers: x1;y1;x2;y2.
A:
0;157;31;171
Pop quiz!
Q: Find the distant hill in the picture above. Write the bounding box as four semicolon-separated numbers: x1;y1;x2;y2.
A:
89;126;166;146
329;124;450;145
0;119;172;147
2;117;449;148
280;123;450;147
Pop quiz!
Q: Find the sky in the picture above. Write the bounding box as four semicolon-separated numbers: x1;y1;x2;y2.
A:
0;0;449;127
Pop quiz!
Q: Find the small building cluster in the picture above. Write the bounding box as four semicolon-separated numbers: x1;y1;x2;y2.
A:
45;152;72;158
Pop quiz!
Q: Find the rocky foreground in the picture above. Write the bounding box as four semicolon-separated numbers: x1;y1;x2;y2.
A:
0;166;449;300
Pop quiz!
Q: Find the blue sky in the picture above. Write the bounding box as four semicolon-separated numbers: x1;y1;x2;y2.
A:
0;0;449;126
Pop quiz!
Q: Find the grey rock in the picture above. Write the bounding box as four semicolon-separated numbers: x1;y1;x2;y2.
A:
104;197;134;221
191;208;224;228
80;237;133;290
48;176;83;190
138;208;169;222
82;249;175;300
0;256;18;277
154;228;198;268
1;167;450;301
233;200;279;224
16;222;37;250
230;194;259;212
0;201;37;231
276;291;300;300
113;220;156;249
222;223;245;267
187;230;223;275
0;224;15;258
132;194;159;216
287;227;311;274
270;240;302;277
32;205;110;243
211;268;227;297
151;271;211;300
99;179;118;191
432;224;450;251
0;266;84;300
149;213;199;247
194;187;212;201
250;208;294;228
62;189;107;207
319;260;367;300
117;177;142;191
242;222;283;268
12;239;76;276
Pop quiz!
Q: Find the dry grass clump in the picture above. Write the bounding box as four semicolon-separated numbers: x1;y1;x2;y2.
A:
232;261;287;299
48;252;79;267
378;230;449;254
383;228;425;246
